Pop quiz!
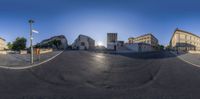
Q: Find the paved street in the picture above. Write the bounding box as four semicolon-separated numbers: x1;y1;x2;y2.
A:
0;51;61;66
0;51;200;99
176;52;200;66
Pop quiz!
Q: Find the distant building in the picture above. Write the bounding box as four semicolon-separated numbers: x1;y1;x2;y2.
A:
170;28;200;51
39;35;68;50
126;33;158;52
95;45;106;50
128;33;158;47
72;35;95;50
117;41;124;47
0;37;6;51
107;33;117;43
107;33;118;50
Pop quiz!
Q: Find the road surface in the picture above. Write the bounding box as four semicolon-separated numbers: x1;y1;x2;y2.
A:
0;51;200;99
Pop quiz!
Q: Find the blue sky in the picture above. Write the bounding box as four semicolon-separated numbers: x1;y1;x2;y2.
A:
1;0;200;46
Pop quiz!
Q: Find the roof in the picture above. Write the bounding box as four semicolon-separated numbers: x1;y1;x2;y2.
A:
107;33;117;34
129;33;158;41
176;28;200;38
41;35;66;43
170;28;200;44
0;37;5;41
79;34;94;41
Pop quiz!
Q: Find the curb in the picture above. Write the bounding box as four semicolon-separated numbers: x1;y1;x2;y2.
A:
170;51;200;67
0;51;63;70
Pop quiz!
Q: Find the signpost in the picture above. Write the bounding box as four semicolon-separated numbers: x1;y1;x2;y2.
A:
29;19;34;64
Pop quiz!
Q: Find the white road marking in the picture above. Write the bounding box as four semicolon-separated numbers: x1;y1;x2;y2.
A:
170;51;200;67
177;56;200;67
0;51;63;70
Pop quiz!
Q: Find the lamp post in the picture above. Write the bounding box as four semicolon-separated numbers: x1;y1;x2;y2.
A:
29;19;34;64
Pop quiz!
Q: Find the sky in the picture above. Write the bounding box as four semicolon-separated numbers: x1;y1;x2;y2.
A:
1;0;200;46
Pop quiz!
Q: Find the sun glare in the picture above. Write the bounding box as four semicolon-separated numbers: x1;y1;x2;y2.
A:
97;41;103;46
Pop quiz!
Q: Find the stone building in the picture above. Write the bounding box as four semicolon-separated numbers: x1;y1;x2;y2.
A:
72;35;95;50
128;33;158;47
39;35;68;50
0;37;6;51
170;28;200;51
126;33;158;52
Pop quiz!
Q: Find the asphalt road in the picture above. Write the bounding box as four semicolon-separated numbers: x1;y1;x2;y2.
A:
0;51;200;99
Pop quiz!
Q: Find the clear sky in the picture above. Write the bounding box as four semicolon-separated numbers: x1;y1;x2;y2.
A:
1;0;200;46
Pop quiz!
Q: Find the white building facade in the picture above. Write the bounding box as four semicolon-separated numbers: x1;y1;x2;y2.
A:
72;35;95;50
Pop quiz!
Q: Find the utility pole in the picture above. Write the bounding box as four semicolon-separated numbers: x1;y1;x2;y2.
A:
29;19;34;64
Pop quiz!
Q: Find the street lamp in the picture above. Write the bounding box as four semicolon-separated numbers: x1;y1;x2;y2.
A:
29;19;34;64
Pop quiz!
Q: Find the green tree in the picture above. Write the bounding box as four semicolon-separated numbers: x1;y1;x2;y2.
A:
12;37;27;51
52;40;61;49
7;42;13;50
158;45;164;50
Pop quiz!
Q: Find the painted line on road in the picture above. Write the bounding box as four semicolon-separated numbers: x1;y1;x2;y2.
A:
170;51;200;67
178;56;200;67
0;51;63;70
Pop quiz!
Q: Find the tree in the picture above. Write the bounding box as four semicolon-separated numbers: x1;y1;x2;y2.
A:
7;42;13;50
12;37;27;51
52;40;62;49
158;45;164;51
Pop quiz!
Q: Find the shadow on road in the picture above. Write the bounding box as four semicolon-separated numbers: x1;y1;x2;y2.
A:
101;51;184;60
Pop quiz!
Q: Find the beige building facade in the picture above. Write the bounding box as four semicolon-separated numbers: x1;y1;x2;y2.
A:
128;33;158;47
170;29;200;51
0;37;6;51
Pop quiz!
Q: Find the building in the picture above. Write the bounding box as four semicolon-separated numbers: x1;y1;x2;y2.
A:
128;33;158;47
107;33;117;43
117;41;124;47
0;37;6;51
107;33;118;50
39;35;68;50
126;33;158;52
72;35;95;50
170;28;200;51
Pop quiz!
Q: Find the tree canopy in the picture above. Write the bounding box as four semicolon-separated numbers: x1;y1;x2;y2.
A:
12;37;27;51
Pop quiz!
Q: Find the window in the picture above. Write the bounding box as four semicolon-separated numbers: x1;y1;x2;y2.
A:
81;42;85;46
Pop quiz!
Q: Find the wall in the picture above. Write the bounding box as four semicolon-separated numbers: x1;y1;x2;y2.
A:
126;43;155;52
0;51;7;54
39;48;53;54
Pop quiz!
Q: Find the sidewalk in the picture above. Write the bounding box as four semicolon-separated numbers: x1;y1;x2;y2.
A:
170;51;200;67
0;51;62;67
